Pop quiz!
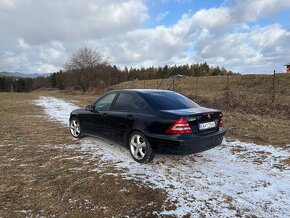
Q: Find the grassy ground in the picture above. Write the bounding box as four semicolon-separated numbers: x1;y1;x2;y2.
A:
0;87;289;217
114;74;290;100
0;92;174;217
224;112;290;148
114;74;290;118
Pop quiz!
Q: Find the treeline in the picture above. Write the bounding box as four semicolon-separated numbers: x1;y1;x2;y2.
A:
1;62;236;93
0;77;33;92
49;65;128;92
49;62;235;92
48;47;237;92
0;76;50;92
1;47;238;93
127;62;236;80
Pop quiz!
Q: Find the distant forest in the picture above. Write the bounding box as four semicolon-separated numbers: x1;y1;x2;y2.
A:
0;76;49;92
0;47;237;92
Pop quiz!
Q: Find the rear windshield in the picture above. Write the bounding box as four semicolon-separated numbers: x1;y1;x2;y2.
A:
144;92;200;110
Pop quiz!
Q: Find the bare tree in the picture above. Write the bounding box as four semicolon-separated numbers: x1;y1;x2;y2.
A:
64;47;107;71
64;47;108;92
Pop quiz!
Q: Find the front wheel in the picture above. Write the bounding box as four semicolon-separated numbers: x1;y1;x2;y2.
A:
69;117;83;138
129;131;154;163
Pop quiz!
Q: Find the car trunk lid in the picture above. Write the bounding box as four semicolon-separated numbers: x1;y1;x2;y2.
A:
161;107;222;135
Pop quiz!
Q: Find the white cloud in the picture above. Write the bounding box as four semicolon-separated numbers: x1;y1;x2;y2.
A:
0;40;67;73
101;25;191;68
193;23;290;73
0;0;148;44
0;0;290;74
0;0;148;73
36;64;59;73
100;0;290;72
0;0;17;9
192;7;232;31
156;11;170;22
17;39;30;50
229;0;290;22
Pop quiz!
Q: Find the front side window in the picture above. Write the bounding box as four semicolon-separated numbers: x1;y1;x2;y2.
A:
112;93;140;112
94;93;116;111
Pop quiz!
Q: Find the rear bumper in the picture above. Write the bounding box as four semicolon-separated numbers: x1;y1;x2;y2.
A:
147;127;225;155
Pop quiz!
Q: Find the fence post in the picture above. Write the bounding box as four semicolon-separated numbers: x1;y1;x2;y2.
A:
143;80;146;89
272;70;276;104
156;79;158;89
195;76;198;96
226;72;229;107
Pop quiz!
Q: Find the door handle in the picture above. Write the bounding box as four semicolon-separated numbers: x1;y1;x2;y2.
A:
127;115;135;120
102;113;108;118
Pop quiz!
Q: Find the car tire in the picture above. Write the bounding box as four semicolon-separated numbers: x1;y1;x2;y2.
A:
129;131;154;163
69;117;84;138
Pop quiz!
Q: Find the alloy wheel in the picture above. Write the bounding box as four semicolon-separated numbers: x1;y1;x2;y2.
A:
70;119;81;137
130;134;147;160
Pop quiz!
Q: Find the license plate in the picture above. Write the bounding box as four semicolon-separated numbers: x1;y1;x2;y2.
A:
198;121;216;130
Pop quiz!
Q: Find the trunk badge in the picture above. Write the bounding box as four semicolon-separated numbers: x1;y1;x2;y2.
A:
187;117;196;121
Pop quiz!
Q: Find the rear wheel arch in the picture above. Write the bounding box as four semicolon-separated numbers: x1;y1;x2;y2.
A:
126;129;139;148
126;129;150;147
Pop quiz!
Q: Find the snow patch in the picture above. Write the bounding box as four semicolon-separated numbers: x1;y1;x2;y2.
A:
35;96;290;217
34;96;79;126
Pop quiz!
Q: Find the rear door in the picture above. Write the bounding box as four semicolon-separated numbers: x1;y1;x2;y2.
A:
108;92;140;144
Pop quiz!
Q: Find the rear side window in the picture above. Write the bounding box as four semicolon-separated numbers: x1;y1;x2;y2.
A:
145;92;199;110
112;93;140;112
94;93;117;110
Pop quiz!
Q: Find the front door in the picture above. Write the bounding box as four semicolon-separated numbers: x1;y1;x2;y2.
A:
87;92;117;138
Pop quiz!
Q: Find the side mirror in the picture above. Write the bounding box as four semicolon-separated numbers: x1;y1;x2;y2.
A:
85;105;94;111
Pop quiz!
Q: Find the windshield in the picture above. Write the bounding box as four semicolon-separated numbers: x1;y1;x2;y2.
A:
144;92;200;110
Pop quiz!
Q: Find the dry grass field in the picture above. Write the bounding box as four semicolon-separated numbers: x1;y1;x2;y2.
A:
0;92;174;217
1;74;289;217
115;74;290;118
115;74;290;101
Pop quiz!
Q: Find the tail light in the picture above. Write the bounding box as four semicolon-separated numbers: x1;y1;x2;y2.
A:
219;113;223;127
166;117;192;134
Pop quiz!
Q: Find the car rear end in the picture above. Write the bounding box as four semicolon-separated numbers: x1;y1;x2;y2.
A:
177;111;225;154
139;91;225;155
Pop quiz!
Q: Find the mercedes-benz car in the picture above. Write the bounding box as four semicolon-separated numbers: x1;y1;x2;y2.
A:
69;89;225;163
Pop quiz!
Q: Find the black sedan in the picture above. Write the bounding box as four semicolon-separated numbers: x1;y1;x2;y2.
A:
69;89;225;163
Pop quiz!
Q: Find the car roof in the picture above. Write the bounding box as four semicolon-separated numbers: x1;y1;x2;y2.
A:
113;89;174;94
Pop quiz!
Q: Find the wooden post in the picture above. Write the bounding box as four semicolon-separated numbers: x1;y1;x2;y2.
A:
143;80;146;89
272;70;276;104
156;79;158;89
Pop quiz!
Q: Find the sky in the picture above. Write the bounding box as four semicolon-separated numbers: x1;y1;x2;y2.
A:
0;0;290;74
